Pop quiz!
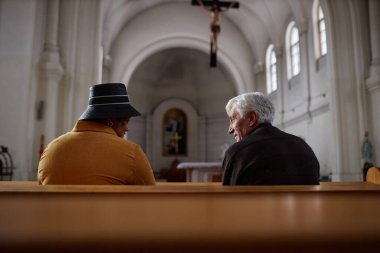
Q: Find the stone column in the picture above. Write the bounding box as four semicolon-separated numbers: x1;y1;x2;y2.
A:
368;0;380;67
102;54;112;83
298;19;312;121
366;0;380;165
253;61;264;92
366;0;380;87
274;45;284;128
39;0;64;143
366;0;380;90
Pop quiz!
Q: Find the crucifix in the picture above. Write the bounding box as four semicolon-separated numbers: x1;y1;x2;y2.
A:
172;132;183;154
192;0;239;67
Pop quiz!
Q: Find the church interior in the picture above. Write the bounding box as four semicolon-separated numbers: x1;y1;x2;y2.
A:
1;1;380;252
0;0;379;182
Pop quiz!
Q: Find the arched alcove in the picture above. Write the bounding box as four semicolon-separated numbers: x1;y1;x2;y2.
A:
125;47;235;171
152;98;199;171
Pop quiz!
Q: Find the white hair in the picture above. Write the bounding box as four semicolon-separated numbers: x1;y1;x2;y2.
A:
225;92;275;124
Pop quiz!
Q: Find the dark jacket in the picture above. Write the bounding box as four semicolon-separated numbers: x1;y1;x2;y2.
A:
222;123;320;185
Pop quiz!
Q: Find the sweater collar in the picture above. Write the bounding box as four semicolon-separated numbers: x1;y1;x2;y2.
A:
72;120;117;136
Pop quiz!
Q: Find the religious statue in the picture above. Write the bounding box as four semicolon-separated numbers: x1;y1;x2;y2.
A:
192;0;239;67
362;131;373;163
361;131;374;181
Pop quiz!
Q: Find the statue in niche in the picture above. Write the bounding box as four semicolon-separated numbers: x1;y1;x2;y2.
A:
362;131;374;181
162;108;187;156
362;131;373;163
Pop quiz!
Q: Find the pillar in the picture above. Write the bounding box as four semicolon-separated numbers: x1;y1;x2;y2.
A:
366;0;380;165
39;0;63;143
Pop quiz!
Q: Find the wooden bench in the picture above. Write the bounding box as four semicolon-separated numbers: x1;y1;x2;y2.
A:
1;181;380;253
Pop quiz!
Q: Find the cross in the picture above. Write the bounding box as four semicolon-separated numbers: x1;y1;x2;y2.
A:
172;132;183;154
192;0;239;67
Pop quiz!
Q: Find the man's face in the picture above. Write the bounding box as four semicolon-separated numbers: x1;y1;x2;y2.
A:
228;110;254;142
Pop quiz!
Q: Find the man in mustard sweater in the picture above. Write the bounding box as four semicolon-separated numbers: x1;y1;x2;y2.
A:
38;83;155;185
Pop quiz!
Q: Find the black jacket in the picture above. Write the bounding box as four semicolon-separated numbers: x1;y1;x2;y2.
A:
222;123;320;185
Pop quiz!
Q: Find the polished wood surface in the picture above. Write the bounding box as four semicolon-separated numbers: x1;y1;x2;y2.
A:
1;181;380;252
1;181;380;192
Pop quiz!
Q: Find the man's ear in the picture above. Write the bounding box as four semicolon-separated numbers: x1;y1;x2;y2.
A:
248;111;257;127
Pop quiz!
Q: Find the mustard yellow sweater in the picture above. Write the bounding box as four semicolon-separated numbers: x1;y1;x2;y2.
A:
38;120;156;185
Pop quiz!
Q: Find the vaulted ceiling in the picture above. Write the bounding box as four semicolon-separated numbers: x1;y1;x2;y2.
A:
100;0;312;63
98;0;314;114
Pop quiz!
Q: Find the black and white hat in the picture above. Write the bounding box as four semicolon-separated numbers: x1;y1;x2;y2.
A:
79;83;141;120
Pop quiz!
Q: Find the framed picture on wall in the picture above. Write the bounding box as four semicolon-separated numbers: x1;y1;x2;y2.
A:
162;108;187;156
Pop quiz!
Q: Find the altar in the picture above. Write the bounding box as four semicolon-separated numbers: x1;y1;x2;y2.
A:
176;162;223;182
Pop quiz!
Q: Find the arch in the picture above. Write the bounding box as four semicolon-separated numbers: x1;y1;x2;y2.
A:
119;34;246;94
152;98;199;171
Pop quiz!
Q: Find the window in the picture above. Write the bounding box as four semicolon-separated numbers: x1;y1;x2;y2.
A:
266;44;277;94
286;21;300;79
313;0;327;59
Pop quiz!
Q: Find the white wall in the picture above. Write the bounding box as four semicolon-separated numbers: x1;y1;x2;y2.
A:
205;115;234;162
0;0;42;180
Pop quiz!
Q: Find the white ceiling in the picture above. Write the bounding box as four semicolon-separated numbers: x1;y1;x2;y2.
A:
98;0;314;115
128;47;236;115
100;0;313;63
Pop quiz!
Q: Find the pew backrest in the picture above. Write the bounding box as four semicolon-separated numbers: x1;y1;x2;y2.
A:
1;181;380;193
1;181;380;253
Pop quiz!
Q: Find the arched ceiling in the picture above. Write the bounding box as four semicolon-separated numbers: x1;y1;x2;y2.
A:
98;0;313;106
128;47;236;116
100;0;312;63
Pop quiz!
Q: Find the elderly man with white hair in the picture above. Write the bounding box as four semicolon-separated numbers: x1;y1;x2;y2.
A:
222;92;320;185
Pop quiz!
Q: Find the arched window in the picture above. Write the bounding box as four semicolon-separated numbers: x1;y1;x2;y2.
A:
265;44;277;94
313;0;327;59
286;21;300;79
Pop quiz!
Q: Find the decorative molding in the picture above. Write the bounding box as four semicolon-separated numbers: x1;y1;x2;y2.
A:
281;99;329;128
103;54;112;68
253;62;264;75
298;18;308;35
366;79;380;92
39;55;64;80
366;65;380;92
274;44;283;57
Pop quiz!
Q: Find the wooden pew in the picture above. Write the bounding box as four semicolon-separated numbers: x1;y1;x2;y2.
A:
1;181;380;253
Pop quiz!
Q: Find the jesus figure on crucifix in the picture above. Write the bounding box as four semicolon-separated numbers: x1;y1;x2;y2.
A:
192;0;239;67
